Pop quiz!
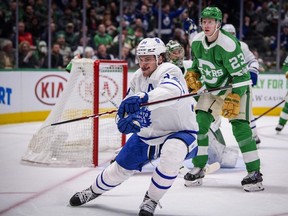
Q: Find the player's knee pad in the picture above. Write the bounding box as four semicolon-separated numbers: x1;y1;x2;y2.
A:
158;139;187;175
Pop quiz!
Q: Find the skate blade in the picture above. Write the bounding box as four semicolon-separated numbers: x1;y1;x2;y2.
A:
243;182;264;192
184;178;203;187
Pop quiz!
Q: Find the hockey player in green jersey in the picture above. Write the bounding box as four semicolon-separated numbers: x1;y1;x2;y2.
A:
275;55;288;133
184;6;264;192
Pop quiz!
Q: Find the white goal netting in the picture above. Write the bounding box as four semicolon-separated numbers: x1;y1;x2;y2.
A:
22;59;128;167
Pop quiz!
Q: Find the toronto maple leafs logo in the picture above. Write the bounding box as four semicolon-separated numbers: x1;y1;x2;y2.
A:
136;107;151;128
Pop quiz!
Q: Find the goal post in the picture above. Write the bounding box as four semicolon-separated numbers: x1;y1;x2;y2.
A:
22;59;128;167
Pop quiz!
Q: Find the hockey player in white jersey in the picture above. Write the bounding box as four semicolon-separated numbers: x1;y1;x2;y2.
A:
69;37;199;216
222;24;261;146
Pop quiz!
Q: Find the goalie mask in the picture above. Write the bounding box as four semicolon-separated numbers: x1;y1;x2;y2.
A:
222;24;236;36
136;37;166;64
166;40;184;68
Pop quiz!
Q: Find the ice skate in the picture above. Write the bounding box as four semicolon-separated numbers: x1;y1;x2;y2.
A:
139;192;160;216
69;186;100;206
275;124;284;134
253;135;261;149
184;167;205;187
241;171;264;192
254;135;261;145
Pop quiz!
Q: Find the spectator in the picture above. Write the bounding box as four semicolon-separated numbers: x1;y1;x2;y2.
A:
0;39;15;69
26;16;43;44
18;41;38;68
55;33;72;66
104;19;117;38
41;22;58;44
172;27;189;59
125;26;144;55
96;44;114;60
33;40;48;68
83;47;97;59
56;7;75;31
135;4;153;35
73;36;94;58
93;24;113;50
51;2;64;24
43;43;64;69
152;1;187;44
119;44;135;68
62;22;79;51
0;8;13;39
18;21;35;49
23;4;35;27
86;7;98;37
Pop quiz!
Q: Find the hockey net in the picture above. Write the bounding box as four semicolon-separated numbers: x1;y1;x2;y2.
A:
22;59;128;167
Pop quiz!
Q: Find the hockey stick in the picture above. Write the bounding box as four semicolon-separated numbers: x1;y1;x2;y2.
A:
252;99;285;122
51;82;249;126
51;110;117;126
51;92;119;126
179;162;220;175
101;91;119;109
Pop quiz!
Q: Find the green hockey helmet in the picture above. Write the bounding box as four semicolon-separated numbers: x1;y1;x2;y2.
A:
201;7;222;22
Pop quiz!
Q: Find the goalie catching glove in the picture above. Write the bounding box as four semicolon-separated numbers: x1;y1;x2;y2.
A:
222;93;241;118
185;71;202;93
117;93;148;118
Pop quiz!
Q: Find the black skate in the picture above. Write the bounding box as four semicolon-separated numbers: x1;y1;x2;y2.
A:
69;186;100;206
139;192;161;216
184;167;205;187
254;135;261;145
275;124;284;134
241;171;264;192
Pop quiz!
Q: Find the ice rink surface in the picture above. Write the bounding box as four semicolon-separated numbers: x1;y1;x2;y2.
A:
0;116;288;216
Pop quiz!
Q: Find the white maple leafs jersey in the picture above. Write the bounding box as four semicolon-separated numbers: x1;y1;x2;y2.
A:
127;62;198;145
240;41;259;71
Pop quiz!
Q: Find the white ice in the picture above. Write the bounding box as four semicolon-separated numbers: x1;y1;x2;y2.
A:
0;116;288;216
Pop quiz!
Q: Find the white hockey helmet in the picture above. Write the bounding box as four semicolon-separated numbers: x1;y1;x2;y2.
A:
136;37;166;56
222;24;236;35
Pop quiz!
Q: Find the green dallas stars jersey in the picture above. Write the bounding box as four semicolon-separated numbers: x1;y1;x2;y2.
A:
190;29;250;97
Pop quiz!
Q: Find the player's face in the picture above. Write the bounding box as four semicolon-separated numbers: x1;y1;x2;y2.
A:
138;55;158;77
201;18;219;38
169;48;183;61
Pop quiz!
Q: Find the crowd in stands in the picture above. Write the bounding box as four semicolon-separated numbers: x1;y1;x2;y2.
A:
0;0;288;71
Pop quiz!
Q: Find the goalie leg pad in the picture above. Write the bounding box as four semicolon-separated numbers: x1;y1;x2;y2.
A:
221;147;239;168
